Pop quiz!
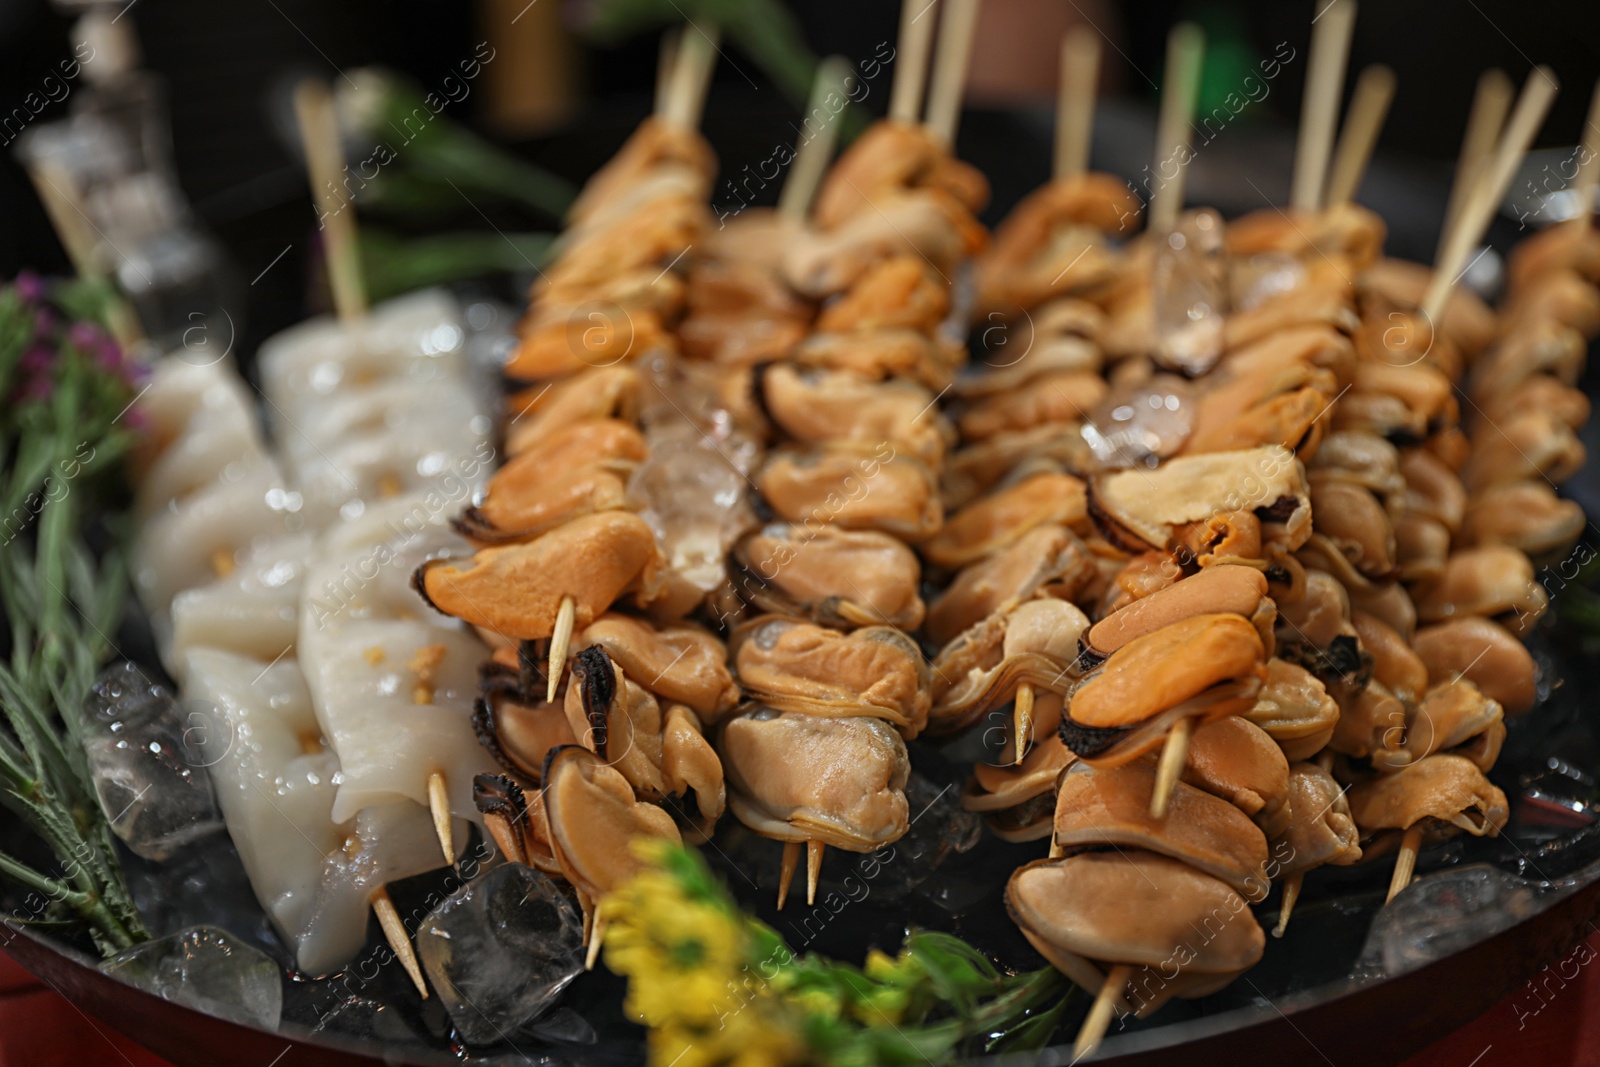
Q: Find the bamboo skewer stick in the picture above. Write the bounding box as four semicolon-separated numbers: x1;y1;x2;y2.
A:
1437;70;1513;263
662;21;719;132
924;0;983;146
1290;0;1357;212
1149;714;1193;819
778;56;852;222
1423;67;1559;325
294;79;367;323
1274;874;1302;938
1324;64;1396;207
1572;78;1600;231
777;840;802;909
1055;26;1101;183
654;28;682;119
1147;22;1205;235
23;163;145;348
889;0;940;124
547;595;576;703
1387;824;1424;903
1073;963;1132;1061
806;840;824;907
372;887;428;997
585;913;607;970
427;770;454;866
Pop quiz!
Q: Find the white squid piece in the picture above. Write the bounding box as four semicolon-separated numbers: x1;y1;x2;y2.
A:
184;647;455;975
299;491;496;826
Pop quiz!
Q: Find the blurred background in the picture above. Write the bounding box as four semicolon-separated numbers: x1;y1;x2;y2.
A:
0;0;1596;358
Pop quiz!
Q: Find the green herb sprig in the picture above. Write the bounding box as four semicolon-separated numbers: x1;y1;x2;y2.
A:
601;840;1070;1067
0;273;147;955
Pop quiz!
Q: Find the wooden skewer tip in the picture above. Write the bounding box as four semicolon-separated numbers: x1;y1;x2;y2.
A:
585;913;606;970
777;840;802;910
1073;962;1133;1062
806;840;824;907
1012;682;1036;766
1387;824;1424;903
547;595;576;703
427;770;454;866
372;888;428;998
1149;715;1193;819
1274;873;1303;938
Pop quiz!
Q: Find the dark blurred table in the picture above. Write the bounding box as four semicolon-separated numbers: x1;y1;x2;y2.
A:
4;931;1599;1067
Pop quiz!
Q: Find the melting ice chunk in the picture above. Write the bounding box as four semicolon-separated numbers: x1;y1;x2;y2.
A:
1357;864;1544;978
630;422;755;594
416;863;585;1046
83;663;222;861
102;925;283;1030
1082;373;1195;470
1151;209;1229;376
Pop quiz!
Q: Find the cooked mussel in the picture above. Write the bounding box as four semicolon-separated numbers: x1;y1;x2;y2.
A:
1054;760;1272;900
504;366;643;456
754;362;951;467
730;522;925;630
1411;617;1538;717
577;613;739;722
929;597;1090;735
757;444;942;541
1006;852;1266;1016
920;470;1090;569
1412;545;1548;637
924;524;1095;647
1062;614;1267;766
730;615;931;737
1182;717;1292;839
1241;658;1340;761
1467;460;1584;562
563;646;725;832
1089;445;1311;556
721;708;910;852
1346;754;1510;852
954;370;1107;441
416;511;661;640
1082;563;1275;662
542;745;684;926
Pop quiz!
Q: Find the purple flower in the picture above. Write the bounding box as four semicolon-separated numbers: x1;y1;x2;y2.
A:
67;321;103;352
14;271;46;304
13;373;52;404
19;344;53;376
33;305;58;339
93;337;123;373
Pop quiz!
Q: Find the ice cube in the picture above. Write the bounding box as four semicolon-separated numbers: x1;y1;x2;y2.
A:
629;422;755;594
1356;864;1544;978
83;663;223;861
102;925;283;1030
416;863;584;1046
1151;209;1228;375
121;836;281;952
1082;374;1196;470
